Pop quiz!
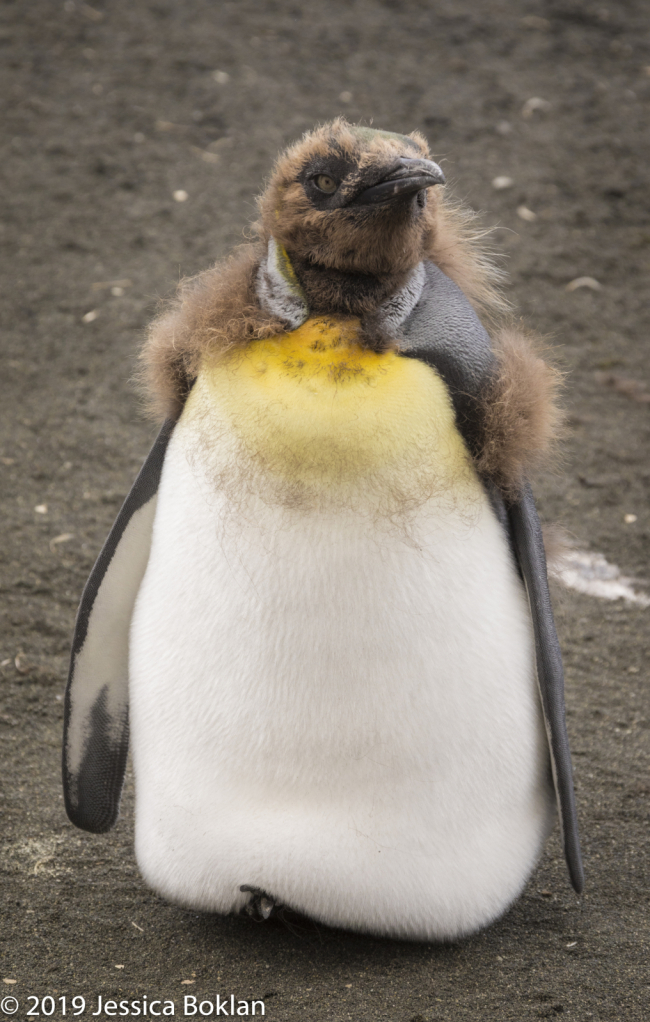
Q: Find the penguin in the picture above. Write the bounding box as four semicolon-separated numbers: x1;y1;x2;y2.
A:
63;119;583;941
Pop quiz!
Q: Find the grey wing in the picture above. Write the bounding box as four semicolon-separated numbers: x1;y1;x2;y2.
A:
401;262;584;892
63;419;175;833
507;485;584;893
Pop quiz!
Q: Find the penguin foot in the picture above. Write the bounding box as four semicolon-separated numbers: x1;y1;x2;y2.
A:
239;885;282;921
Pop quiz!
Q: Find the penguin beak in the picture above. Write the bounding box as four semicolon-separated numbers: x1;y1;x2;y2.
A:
353;158;446;206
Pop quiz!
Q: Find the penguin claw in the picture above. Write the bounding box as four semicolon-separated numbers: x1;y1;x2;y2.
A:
259;896;274;920
239;884;282;921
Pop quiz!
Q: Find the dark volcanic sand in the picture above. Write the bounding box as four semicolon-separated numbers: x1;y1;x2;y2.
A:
1;2;649;1020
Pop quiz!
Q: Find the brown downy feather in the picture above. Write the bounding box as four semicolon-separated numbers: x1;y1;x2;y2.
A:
476;326;564;498
425;195;510;323
140;244;283;421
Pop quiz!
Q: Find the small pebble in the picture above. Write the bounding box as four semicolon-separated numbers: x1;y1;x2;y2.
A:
492;176;514;190
14;654;30;675
496;120;512;135
212;70;230;83
34;504;48;514
517;205;537;221
566;276;601;292
522;97;551;117
50;533;74;550
339;91;352;103
173;190;188;202
111;286;124;297
82;310;98;323
91;278;131;291
624;514;637;524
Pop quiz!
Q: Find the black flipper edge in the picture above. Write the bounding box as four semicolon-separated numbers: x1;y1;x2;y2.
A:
63;419;175;832
508;483;584;893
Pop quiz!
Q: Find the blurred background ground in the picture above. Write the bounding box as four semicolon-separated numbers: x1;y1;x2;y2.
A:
1;1;649;1019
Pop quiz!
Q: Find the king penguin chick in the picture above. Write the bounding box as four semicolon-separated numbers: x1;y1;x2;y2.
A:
64;118;583;942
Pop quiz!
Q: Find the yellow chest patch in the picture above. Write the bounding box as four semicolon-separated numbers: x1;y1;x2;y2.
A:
186;317;477;495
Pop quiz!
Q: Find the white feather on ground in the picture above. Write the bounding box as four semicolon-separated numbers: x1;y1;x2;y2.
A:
549;548;650;607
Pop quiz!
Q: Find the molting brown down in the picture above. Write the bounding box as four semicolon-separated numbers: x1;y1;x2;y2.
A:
141;119;560;497
477;327;563;499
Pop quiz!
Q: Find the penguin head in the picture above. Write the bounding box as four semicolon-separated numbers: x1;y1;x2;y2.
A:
257;119;445;300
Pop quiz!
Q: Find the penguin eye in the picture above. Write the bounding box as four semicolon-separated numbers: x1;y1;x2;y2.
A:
314;174;338;194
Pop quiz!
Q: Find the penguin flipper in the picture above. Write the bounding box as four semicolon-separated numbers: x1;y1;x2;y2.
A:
508;483;584;894
63;420;175;833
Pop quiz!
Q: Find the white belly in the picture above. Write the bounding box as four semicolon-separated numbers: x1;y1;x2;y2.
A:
129;418;554;941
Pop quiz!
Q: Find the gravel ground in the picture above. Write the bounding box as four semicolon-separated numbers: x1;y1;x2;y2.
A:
1;2;649;1020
